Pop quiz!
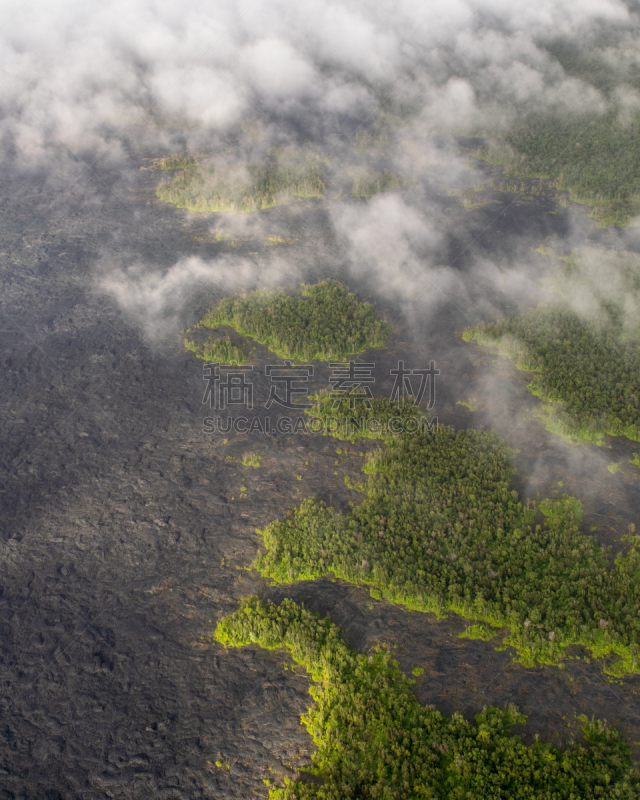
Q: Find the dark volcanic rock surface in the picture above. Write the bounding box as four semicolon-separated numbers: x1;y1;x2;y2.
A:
0;156;639;798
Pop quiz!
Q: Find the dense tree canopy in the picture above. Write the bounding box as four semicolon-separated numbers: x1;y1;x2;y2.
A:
215;597;640;799
495;111;640;226
464;302;640;442
253;401;640;675
193;280;392;361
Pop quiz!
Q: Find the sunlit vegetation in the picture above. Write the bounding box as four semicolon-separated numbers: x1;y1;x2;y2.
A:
464;303;640;443
307;395;427;443
195;280;392;361
156;147;326;213
215;597;640;799
241;452;263;468
459;623;498;641
349;167;416;197
160;155;198;170
456;399;478;412
183;335;251;364
252;400;640;676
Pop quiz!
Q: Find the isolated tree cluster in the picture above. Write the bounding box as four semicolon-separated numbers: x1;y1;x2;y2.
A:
183;335;251;364
196;280;392;361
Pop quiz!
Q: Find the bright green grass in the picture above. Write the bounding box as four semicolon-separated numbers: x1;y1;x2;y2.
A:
251;400;640;676
215;597;640;799
458;623;500;641
196;280;392;361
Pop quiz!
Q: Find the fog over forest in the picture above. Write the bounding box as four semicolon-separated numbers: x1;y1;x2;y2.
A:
2;1;640;798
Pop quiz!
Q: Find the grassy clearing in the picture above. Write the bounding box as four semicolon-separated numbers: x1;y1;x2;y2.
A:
215;597;640;799
195;280;392;361
251;399;640;676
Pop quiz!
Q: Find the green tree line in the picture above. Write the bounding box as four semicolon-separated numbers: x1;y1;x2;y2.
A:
215;597;640;799
464;302;640;443
251;400;640;676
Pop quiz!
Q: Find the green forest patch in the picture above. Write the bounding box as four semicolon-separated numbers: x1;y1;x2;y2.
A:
251;400;640;676
215;597;640;799
307;395;428;443
156;147;326;213
183;335;252;364
348;167;416;197
478;40;640;227
188;280;392;362
464;303;640;444
492;111;640;227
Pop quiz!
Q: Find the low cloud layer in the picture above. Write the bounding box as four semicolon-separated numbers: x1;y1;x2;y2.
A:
0;0;635;165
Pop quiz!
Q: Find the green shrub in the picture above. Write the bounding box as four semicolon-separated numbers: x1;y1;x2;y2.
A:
183;335;251;365
241;453;263;468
